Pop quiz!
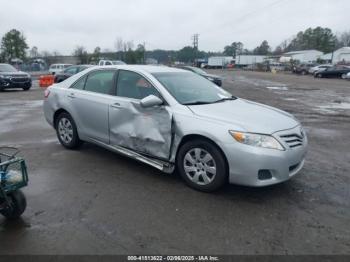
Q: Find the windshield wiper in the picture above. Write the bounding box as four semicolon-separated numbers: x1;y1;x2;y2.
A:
212;96;237;103
182;101;214;105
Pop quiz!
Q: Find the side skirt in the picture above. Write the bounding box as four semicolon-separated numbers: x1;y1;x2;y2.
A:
88;138;175;174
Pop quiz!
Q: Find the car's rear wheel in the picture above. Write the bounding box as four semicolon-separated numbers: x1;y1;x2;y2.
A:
55;112;82;149
341;74;347;79
177;139;227;192
316;73;322;78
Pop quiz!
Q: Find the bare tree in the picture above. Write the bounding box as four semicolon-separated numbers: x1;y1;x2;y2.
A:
29;46;39;58
338;31;350;47
114;37;124;52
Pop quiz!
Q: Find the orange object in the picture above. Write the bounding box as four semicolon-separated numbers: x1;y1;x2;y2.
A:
39;75;55;88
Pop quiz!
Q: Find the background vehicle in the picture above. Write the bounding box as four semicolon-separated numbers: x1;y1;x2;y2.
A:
98;60;126;66
292;63;317;75
314;66;350;78
206;56;233;69
54;65;93;83
0;63;32;91
345;72;350;80
309;64;332;74
49;64;72;75
177;66;222;86
43;65;307;192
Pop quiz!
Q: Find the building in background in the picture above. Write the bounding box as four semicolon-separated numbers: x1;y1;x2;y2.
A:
282;50;323;63
331;47;350;64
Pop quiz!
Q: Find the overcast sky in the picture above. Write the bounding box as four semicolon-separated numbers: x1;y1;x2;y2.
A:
0;0;349;54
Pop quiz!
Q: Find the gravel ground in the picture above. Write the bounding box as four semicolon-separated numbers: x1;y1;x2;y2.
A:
0;70;349;255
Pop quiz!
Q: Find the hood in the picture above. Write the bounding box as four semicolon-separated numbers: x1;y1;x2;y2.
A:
0;71;29;77
187;98;299;134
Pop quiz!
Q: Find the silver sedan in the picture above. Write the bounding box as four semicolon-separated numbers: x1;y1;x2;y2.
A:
43;65;307;192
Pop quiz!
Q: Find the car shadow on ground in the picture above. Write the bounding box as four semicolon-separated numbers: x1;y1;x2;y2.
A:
81;142;304;204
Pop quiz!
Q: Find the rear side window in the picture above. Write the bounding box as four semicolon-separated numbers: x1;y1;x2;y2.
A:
85;70;115;95
70;76;86;90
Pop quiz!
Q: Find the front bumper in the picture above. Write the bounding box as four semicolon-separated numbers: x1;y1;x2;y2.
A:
0;78;31;89
220;126;308;187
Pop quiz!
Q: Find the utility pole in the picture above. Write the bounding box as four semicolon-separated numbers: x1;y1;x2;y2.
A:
143;41;146;64
191;34;199;65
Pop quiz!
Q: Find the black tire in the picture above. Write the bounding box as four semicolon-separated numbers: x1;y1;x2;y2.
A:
341;74;347;79
55;112;82;149
316;73;322;78
177;139;228;192
301;70;307;75
0;190;27;219
23;82;32;91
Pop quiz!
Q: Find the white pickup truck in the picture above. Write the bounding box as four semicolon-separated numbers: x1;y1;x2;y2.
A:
98;60;126;66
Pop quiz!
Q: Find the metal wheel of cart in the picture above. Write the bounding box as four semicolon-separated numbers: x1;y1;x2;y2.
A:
0;147;29;219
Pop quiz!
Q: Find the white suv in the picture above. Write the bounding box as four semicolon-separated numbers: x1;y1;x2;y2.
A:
49;64;72;75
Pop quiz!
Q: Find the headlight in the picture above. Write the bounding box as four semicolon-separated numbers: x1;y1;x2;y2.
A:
229;131;284;151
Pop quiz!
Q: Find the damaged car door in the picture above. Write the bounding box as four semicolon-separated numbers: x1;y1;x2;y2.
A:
109;70;173;160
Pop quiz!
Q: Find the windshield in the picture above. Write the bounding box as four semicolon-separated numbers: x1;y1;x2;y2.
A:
153;72;233;105
0;64;17;72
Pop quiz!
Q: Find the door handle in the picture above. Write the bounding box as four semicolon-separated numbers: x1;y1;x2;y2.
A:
67;93;76;99
111;102;122;109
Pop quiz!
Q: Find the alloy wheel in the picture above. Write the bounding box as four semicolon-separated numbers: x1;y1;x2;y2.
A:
183;148;217;186
58;117;74;144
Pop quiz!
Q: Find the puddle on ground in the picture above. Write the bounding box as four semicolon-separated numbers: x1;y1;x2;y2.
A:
319;102;350;110
317;102;350;113
266;86;288;91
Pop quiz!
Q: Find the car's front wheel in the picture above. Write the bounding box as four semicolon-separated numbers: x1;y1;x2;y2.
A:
341;74;347;79
55;112;82;149
177;139;227;192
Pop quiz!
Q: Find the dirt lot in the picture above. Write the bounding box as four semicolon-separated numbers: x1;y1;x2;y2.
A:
0;70;349;255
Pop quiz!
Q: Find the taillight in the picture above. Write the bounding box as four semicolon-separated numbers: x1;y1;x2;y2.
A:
44;89;50;98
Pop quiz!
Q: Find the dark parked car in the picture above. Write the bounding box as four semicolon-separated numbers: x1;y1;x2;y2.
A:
54;65;93;83
0;63;32;91
314;66;350;79
292;63;317;75
178;66;222;86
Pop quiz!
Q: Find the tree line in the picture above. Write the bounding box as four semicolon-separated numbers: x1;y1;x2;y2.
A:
1;27;349;65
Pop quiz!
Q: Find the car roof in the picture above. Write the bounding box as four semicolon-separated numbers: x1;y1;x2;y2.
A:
96;65;188;74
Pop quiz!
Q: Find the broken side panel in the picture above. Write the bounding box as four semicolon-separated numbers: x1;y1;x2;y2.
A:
109;101;173;160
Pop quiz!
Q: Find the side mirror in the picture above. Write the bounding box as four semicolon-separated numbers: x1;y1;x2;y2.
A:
140;95;163;108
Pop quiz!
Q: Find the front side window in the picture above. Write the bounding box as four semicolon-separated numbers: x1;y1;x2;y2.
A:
116;70;160;100
153;72;232;105
84;70;115;95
